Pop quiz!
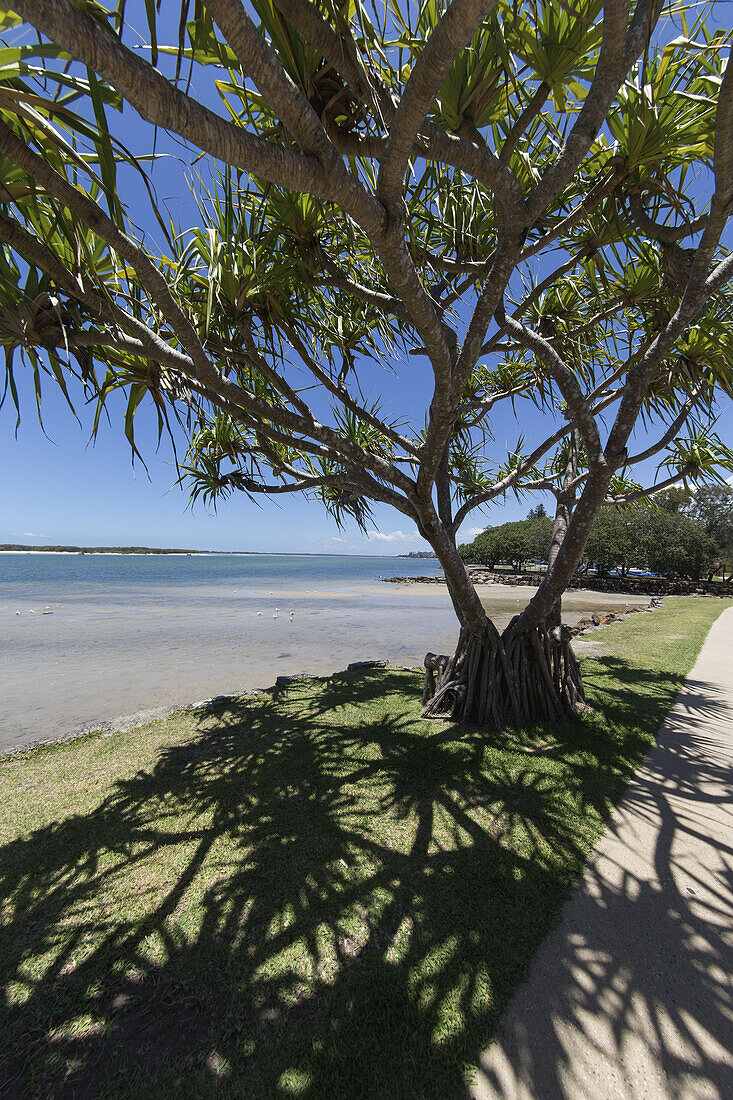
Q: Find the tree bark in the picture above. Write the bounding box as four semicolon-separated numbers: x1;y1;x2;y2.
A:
547;431;580;628
419;511;585;728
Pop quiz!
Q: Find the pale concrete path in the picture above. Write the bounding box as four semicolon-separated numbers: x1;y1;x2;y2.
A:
471;606;733;1100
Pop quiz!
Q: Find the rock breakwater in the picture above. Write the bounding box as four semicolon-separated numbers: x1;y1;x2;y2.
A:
381;570;733;597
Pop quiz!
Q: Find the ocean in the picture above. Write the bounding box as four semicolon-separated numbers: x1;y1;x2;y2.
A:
0;550;443;593
0;553;455;752
0;552;630;753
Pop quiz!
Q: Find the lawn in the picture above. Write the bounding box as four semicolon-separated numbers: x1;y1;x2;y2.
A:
0;597;729;1099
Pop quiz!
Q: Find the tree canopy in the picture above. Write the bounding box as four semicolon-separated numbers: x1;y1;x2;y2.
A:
460;514;553;570
460;493;717;580
2;0;733;725
684;482;733;575
583;495;715;578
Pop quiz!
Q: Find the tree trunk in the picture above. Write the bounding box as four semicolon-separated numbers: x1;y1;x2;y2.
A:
422;616;586;727
547;431;579;628
420;496;586;729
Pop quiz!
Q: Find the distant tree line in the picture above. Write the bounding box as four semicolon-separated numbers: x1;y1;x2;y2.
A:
460;487;733;582
0;545;196;555
459;505;554;573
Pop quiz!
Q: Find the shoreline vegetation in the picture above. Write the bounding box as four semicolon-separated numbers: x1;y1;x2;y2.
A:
1;543;205;554
1;598;728;1096
0;546;438;557
0;544;226;555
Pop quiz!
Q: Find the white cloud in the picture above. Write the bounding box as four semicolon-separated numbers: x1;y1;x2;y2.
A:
368;529;421;543
318;535;361;550
461;526;485;540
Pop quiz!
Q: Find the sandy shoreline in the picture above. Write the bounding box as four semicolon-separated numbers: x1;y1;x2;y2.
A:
1;580;644;756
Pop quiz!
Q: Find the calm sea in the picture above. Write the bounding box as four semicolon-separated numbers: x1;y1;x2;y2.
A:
0;551;442;596
0;553;454;752
0;553;627;753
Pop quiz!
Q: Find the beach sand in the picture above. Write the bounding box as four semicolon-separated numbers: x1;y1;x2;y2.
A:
1;581;637;754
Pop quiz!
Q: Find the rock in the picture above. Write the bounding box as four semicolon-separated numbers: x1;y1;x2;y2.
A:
274;674;309;689
381;575;445;584
347;660;388;671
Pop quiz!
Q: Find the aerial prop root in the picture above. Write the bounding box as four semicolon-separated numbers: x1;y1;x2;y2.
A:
422;618;587;727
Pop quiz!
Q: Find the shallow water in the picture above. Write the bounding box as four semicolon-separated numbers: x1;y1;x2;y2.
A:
0;554;633;752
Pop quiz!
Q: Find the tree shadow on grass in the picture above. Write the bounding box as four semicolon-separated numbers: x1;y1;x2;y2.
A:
0;663;715;1099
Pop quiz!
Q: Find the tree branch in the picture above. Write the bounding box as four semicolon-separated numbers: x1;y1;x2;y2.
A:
0;207;198;378
412;236;522;498
521;167;625;261
451;238;523;400
313;245;410;321
272;0;393;123
0;192;413;494
281;321;421;461
481;251;591;356
234;318;314;419
557;384;707;500
377;0;498;215
526;0;660;221
225;471;348;495
374;231;454;390
11;0;382;230
627;192;707;244
499;308;605;467
605;51;733;463
625;385;706;466
205;0;335;157
418;122;526;215
183;378;416;517
604;469;691;505
0;118;236;393
323;117;526;215
499;81;550;164
704;249;733;298
450;388;621;532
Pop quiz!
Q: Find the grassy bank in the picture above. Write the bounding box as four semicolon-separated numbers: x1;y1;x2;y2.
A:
1;598;729;1099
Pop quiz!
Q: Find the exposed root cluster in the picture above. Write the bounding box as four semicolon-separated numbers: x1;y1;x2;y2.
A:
422;619;586;727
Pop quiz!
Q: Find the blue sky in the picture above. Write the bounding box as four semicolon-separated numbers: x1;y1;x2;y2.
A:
1;3;732;553
0;362;538;552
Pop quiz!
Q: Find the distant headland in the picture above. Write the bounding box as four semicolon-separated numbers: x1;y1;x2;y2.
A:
0;544;219;555
1;545;439;557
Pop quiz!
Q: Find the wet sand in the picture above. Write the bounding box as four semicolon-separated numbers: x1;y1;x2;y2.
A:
1;581;638;754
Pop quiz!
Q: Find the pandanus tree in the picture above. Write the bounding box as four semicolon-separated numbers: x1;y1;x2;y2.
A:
1;0;733;727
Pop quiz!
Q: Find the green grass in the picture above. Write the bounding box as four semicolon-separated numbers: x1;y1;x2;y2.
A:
0;598;729;1099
